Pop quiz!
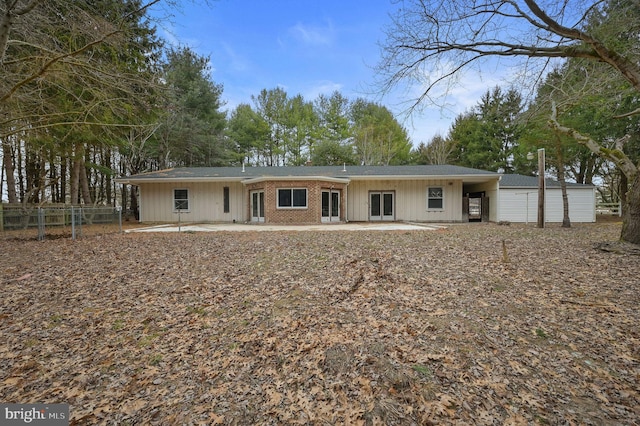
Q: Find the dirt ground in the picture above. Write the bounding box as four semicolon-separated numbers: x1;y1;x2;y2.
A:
0;221;638;425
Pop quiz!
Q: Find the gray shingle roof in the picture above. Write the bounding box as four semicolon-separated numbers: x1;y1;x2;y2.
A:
500;173;593;188
118;165;500;182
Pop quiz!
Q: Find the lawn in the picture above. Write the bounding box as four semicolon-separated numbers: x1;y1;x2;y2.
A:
1;222;638;425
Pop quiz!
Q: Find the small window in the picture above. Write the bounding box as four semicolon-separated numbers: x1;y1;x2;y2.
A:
427;187;443;209
223;187;230;213
278;188;307;208
174;188;189;211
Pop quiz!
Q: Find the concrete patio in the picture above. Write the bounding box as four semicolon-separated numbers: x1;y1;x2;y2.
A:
126;222;446;233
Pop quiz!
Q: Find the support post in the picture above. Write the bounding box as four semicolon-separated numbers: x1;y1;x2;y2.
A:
71;206;76;240
38;207;45;241
537;148;545;228
116;206;123;233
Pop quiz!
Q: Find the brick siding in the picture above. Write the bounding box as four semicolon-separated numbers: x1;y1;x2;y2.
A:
246;180;346;224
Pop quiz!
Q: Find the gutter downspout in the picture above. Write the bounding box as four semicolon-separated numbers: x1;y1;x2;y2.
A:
496;175;501;222
344;181;349;222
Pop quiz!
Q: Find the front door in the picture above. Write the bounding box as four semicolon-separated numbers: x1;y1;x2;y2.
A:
251;190;264;222
322;190;340;222
369;191;394;221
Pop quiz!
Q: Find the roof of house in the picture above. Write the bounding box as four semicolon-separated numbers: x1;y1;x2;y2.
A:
117;165;500;184
500;173;594;188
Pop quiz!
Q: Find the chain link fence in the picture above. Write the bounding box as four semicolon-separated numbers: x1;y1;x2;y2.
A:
1;205;123;240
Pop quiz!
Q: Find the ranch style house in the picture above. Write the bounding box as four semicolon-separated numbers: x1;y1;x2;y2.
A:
117;165;500;224
116;165;595;225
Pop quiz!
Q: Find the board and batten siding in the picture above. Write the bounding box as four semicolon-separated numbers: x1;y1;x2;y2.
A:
347;179;463;222
139;182;245;223
498;187;595;223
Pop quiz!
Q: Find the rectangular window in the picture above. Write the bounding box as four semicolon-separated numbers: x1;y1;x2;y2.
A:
277;188;307;208
427;187;443;209
223;187;230;213
174;189;189;211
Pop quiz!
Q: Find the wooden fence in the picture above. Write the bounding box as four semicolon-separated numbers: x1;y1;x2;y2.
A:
595;202;622;216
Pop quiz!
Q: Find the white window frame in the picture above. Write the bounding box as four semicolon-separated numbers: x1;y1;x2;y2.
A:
173;188;190;211
277;188;308;209
427;186;444;210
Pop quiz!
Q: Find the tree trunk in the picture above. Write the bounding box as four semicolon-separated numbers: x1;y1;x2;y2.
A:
16;139;24;202
49;152;58;203
555;135;571;228
2;137;18;203
559;177;571;228
621;175;640;244
549;107;638;243
60;157;67;204
25;150;40;203
80;160;93;205
120;183;128;213
620;173;628;216
130;186;139;220
70;157;80;204
105;147;112;205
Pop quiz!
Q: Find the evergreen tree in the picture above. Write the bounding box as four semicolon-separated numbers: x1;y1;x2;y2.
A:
449;87;523;172
154;46;227;168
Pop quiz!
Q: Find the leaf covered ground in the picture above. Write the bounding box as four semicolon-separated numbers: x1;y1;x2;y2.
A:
1;222;638;425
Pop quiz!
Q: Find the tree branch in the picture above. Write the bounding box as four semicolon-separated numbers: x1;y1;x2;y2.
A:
613;107;640;120
548;101;637;180
523;0;640;90
0;28;123;103
378;0;640;106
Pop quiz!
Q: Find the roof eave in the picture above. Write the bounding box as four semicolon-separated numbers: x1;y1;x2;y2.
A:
115;177;246;185
116;173;501;185
349;174;499;182
241;176;351;185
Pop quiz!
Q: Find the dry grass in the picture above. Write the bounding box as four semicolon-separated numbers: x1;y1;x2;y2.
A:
1;222;638;425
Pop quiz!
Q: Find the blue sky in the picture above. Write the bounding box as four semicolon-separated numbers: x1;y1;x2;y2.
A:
156;0;511;145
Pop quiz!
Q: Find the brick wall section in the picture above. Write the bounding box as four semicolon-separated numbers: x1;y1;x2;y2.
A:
246;180;347;224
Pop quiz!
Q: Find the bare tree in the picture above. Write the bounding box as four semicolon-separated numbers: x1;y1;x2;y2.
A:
379;0;640;243
413;134;455;165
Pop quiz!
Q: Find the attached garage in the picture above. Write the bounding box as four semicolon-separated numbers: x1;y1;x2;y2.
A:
498;174;596;223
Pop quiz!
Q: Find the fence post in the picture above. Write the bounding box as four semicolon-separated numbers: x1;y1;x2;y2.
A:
116;206;123;233
78;207;83;238
71;206;76;240
38;207;45;241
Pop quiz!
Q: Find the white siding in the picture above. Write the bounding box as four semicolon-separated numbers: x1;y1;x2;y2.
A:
499;187;595;223
347;179;463;222
135;176;504;224
498;189;538;223
139;182;245;223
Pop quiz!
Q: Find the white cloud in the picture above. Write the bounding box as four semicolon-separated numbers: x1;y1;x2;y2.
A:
288;21;335;46
385;59;526;144
220;42;250;73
